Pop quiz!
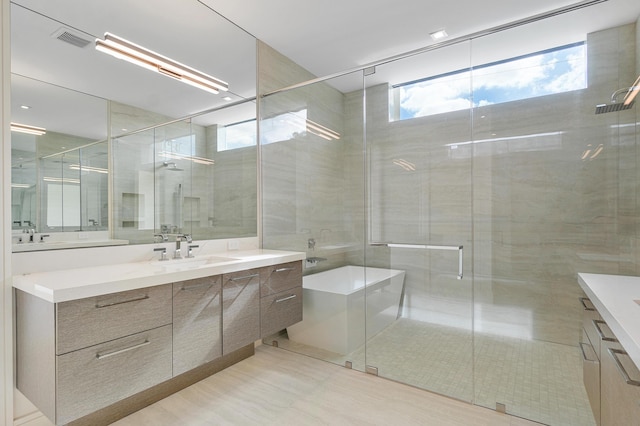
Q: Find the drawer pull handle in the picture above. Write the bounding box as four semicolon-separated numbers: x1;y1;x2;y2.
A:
579;297;596;311
274;267;295;273
95;295;149;309
275;294;296;303
608;348;640;386
230;273;259;282
96;340;150;360
593;319;618;342
181;283;214;291
579;342;598;363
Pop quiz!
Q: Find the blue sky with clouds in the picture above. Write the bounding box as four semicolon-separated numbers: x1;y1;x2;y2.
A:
396;44;586;120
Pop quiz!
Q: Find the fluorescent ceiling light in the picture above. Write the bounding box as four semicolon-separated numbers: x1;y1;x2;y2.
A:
430;30;448;40
95;33;228;95
43;177;80;184
11;122;46;135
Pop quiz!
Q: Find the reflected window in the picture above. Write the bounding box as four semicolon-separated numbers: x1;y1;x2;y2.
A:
260;109;308;145
218;119;257;151
390;42;586;121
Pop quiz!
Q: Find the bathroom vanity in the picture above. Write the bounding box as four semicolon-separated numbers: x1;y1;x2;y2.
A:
578;273;640;426
13;250;303;425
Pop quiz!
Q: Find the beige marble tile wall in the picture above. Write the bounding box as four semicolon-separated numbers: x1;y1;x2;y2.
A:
259;41;362;272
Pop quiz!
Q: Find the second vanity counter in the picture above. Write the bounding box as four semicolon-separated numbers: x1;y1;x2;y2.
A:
578;273;640;370
13;249;306;303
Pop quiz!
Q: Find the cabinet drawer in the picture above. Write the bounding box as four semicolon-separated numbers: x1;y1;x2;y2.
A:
56;284;172;354
261;261;302;297
601;341;640;426
261;286;302;338
173;276;222;376
580;338;600;426
56;324;172;424
222;269;261;355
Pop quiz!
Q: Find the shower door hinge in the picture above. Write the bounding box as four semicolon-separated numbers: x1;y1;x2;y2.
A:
365;365;379;376
364;66;376;76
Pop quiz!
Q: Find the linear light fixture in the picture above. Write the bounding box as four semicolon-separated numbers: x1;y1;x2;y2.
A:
430;29;448;41
158;151;215;165
10;122;46;135
95;32;228;95
623;75;640;106
69;164;109;174
43;177;80;184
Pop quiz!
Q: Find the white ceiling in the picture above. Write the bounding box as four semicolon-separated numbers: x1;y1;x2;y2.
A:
9;0;640;140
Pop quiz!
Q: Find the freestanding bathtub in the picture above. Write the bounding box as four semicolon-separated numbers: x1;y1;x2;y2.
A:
286;265;406;355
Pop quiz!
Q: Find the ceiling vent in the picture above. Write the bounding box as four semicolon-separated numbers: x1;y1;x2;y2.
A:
51;27;92;48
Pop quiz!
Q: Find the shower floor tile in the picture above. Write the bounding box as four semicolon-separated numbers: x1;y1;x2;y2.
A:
271;318;595;426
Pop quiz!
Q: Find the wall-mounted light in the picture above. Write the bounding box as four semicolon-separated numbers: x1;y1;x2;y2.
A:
95;33;228;95
11;122;46;135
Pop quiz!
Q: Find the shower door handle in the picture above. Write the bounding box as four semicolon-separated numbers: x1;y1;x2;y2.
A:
371;243;464;279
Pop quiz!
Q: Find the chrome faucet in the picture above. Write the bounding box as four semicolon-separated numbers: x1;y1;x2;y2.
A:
174;234;192;259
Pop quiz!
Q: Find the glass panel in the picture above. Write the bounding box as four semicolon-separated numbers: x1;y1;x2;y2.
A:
471;15;636;426
79;142;109;231
154;120;193;236
260;70;366;370
113;129;156;244
365;41;474;402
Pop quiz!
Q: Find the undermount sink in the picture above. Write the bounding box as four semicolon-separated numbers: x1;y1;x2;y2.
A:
155;255;237;271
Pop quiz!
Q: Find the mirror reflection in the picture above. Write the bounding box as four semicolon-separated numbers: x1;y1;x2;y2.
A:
10;0;258;251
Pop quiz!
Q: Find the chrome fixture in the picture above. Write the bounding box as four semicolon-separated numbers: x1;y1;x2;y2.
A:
174;234;192;259
372;242;464;279
595;78;639;114
39;234;50;243
162;161;184;171
153;247;168;261
95;32;229;94
306;256;327;267
186;244;199;258
308;238;316;249
154;233;169;243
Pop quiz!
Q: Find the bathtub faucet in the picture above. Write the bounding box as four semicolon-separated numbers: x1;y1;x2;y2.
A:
308;238;316;250
306;257;327;267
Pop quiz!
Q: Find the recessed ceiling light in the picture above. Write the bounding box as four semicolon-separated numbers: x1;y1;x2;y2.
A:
430;30;448;41
223;96;232;101
20;105;31;110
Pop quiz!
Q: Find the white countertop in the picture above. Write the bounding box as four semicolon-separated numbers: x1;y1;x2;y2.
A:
578;273;640;369
13;249;305;303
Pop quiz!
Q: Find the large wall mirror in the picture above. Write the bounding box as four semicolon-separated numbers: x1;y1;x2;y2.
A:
10;0;258;251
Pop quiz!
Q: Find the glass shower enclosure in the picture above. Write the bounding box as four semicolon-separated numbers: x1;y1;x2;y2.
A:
260;6;639;425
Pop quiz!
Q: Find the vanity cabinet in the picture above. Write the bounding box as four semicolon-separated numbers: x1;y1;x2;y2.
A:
221;268;262;355
172;276;222;376
260;261;303;338
16;284;173;425
580;296;640;426
600;340;640;426
16;257;304;425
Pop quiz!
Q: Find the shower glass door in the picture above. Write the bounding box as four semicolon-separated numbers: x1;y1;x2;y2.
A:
363;41;474;402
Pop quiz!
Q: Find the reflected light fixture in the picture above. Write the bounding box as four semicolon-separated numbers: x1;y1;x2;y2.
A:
430;29;448;41
10;122;46;135
95;33;228;95
69;164;109;174
623;75;640;106
158;151;215;165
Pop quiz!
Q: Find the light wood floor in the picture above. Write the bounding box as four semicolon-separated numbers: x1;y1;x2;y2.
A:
109;344;541;426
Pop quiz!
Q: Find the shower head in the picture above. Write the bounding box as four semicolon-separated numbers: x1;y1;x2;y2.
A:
595;84;638;114
162;161;184;171
595;100;635;114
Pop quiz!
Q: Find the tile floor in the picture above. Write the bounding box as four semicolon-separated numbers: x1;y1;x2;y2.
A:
272;318;596;426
